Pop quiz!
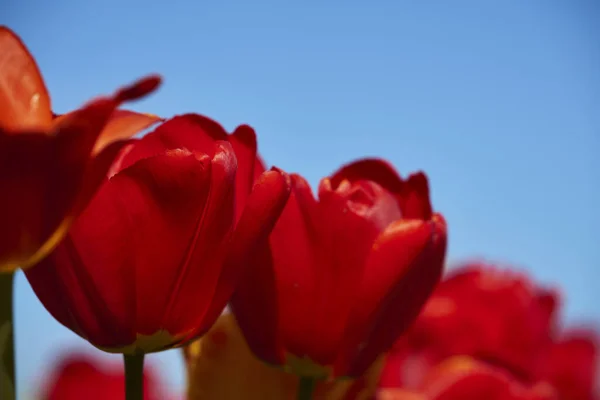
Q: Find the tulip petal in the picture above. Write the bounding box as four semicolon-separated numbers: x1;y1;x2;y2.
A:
271;174;323;360
116;114;262;222
227;168;291;365
159;142;238;339
228;124;259;221
330;159;433;220
0;26;52;130
541;330;599;400
410;265;561;380
338;214;447;376
115;114;224;174
330;159;404;195
398;173;433;220
293;178;401;365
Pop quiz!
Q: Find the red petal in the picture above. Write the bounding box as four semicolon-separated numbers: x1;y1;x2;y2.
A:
114;114;262;223
541;330;599;400
0;26;52;131
159;142;238;339
398;173;433;220
292;178;401;365
228;124;258;222
70;140;132;218
337;214;447;376
116;114;224;174
329;158;405;194
269;174;322;360
330;159;433;220
413;264;561;380
208;168;291;355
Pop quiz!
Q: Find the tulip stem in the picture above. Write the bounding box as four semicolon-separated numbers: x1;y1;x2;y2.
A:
124;354;145;400
0;272;15;400
296;376;318;400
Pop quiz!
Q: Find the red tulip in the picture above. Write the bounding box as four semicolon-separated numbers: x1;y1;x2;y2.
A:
379;264;560;389
0;26;162;272
539;329;599;400
25;114;291;353
39;353;172;400
231;158;447;378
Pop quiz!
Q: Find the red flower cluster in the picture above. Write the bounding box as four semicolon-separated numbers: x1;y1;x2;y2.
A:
378;264;599;400
2;25;597;400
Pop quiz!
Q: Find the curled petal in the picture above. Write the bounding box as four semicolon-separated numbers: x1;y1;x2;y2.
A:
398;173;432;220
92;109;162;154
330;159;433;219
50;75;162;158
329;158;404;194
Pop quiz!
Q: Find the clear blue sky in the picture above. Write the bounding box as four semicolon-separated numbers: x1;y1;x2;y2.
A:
5;0;599;397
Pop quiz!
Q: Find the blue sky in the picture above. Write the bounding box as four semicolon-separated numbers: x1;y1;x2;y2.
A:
4;0;599;396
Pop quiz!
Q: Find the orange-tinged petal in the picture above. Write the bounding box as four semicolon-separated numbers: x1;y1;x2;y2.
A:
0;26;52;130
92;110;162;154
53;109;163;155
377;389;427;400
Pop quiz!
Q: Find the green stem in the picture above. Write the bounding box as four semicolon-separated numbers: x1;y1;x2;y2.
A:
124;354;145;400
296;376;318;400
0;272;15;400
